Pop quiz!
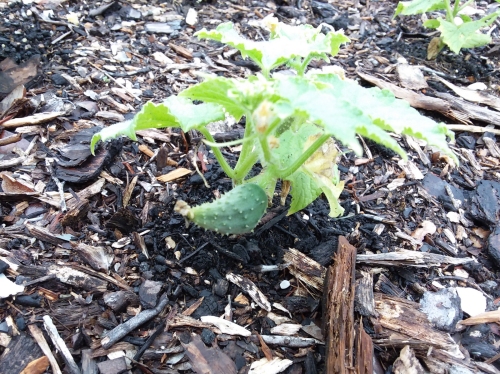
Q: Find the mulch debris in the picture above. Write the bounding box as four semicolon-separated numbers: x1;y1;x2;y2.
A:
1;0;500;373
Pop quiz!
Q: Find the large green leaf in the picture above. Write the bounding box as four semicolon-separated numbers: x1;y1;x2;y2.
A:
90;96;225;154
438;19;491;53
274;77;364;155
301;73;457;162
195;19;349;75
394;0;447;17
180;76;248;119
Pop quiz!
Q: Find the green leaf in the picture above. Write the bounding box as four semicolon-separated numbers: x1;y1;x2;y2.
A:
180;75;278;119
314;175;345;217
438;19;491;53
161;96;225;131
306;73;457;162
458;14;472;23
274;77;363;155
273;123;321;213
90;120;136;155
274;123;344;217
195;20;349;75
286;170;322;215
394;0;447;17
90;96;225;154
423;18;442;29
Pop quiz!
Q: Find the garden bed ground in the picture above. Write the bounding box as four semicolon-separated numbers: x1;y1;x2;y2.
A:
1;0;500;373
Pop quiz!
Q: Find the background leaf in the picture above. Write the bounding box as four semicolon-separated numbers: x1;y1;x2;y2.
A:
423;18;442;29
196;21;349;75
438;19;492;53
394;0;447;17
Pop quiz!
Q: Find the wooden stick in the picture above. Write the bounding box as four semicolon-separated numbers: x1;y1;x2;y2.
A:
28;324;63;374
101;294;169;349
43;316;81;374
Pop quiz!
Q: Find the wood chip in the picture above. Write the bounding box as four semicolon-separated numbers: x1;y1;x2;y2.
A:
138;144;154;157
157;167;192;182
181;334;237;374
2;112;65;128
322;236;357;373
249;357;293;374
28;325;62;374
200;316;251;337
226;273;271;311
396;64;428;90
283;248;326;292
19;356;49;374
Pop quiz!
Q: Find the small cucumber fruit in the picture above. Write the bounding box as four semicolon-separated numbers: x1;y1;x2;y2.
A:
174;183;267;235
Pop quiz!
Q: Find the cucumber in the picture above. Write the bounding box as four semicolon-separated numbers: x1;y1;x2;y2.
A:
174;183;267;235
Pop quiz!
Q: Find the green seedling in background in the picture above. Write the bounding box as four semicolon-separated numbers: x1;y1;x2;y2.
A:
91;15;457;235
394;0;500;59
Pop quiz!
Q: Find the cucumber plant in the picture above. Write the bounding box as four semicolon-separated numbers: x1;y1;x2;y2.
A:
90;15;457;235
394;0;500;59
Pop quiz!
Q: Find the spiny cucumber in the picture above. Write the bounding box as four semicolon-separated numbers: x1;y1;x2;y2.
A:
174;183;267;235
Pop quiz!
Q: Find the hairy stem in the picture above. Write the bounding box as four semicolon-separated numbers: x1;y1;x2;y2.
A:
444;0;454;22
198;128;237;180
298;56;313;75
458;0;475;13
452;0;461;17
233;115;259;183
480;9;500;26
277;133;331;179
260;136;272;164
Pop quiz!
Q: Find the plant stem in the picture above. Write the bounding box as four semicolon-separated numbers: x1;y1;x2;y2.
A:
480;10;500;26
198;128;237;180
458;0;475;13
277;133;331;179
299;57;313;75
444;0;454;22
233;114;259;183
259;135;272;164
452;0;461;17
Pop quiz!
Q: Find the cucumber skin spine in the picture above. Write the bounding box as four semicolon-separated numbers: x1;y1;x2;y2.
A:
175;183;267;235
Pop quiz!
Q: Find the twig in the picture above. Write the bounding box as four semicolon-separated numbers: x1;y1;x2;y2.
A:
28;324;63;374
0;133;22;146
446;124;500;135
5;300;28;316
43;315;81;374
250;334;323;347
101;293;169;349
25;135;38;155
52;30;73;45
357;134;373;160
254;208;289;236
192;146;210;188
252;263;291;272
133;321;166;361
486;351;500;364
22;274;57;286
45;158;67;212
178;242;209;264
